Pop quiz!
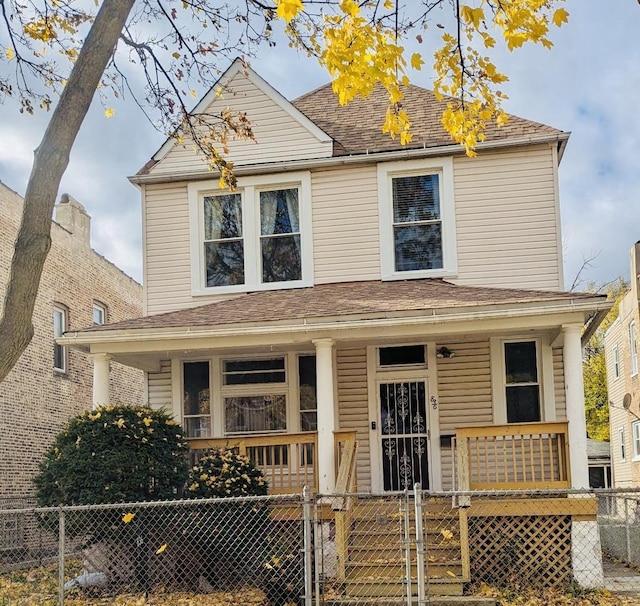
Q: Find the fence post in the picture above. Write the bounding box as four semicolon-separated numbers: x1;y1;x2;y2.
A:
302;486;313;606
58;508;65;606
414;484;427;606
626;496;632;564
403;490;412;605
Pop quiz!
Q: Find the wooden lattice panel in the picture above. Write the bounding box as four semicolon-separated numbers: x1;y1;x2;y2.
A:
468;515;572;588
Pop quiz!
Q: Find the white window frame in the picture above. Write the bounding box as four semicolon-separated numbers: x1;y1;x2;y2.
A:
92;302;107;326
53;305;67;373
633;421;640;461
613;345;620;380
188;172;313;296
630;321;638;376
490;336;555;425
378;157;457;281
619;427;627;462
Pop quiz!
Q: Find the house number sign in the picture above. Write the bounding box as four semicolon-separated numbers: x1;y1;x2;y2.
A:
430;396;438;410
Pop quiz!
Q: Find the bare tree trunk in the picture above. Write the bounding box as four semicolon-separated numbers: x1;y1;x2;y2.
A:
0;0;137;382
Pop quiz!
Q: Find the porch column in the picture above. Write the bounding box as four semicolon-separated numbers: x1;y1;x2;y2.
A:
563;323;589;489
313;338;336;494
91;353;111;409
564;324;604;588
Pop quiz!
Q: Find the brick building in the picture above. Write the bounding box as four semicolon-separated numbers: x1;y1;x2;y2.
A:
0;181;144;497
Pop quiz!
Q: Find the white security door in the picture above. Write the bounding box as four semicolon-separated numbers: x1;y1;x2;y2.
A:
379;381;430;491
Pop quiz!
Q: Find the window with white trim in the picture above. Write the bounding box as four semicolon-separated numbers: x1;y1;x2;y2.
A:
189;172;312;294
183;361;211;438
92;302;107;326
222;358;288;434
613;345;620;380
634;421;640;460
630;321;638;376
504;341;541;423
53;305;67;372
619;427;627;462
378;158;456;280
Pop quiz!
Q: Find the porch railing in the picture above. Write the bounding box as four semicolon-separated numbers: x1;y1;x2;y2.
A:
189;430;358;495
189;432;318;494
455;421;571;491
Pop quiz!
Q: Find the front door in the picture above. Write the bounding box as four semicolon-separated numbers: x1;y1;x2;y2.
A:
379;381;430;491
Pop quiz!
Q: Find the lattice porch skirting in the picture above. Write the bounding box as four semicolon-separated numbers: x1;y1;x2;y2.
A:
468;515;572;588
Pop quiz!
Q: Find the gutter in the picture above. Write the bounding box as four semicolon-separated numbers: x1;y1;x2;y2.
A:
59;296;610;349
129;132;570;186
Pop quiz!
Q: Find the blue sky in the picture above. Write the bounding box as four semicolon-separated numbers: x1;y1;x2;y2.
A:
0;0;638;290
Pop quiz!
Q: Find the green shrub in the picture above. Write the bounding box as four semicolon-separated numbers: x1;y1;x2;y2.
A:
185;448;268;498
34;405;189;506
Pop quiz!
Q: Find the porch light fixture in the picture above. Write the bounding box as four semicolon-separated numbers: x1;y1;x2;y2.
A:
436;347;454;359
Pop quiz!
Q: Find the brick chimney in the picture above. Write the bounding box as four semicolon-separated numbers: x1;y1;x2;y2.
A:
54;193;91;246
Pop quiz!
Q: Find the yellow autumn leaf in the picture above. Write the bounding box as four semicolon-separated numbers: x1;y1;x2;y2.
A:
6;47;15;60
190;89;197;98
156;543;167;554
410;53;424;71
122;512;135;524
384;0;393;8
104;108;115;118
441;529;453;540
275;0;303;23
446;570;457;577
552;8;569;27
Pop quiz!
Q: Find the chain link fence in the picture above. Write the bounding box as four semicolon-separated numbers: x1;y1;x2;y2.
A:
2;488;640;604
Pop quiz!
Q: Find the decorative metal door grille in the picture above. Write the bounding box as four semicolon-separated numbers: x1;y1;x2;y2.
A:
380;381;429;491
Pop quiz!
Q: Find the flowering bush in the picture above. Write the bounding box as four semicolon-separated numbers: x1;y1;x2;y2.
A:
185;448;268;498
34;404;189;507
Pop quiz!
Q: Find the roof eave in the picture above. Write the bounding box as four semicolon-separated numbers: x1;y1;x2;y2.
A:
59;295;610;350
128;132;569;186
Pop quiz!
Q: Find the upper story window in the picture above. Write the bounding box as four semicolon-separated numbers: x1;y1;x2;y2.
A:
630;321;638;376
634;421;640;460
189;172;312;295
620;427;627;462
504;341;541;423
378;158;456;281
53;305;67;372
613;345;620;380
92;302;107;326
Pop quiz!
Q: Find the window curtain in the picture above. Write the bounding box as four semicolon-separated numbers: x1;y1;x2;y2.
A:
204;194;242;240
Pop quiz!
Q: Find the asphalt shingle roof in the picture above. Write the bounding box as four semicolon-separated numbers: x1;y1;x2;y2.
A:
80;279;600;334
292;83;564;156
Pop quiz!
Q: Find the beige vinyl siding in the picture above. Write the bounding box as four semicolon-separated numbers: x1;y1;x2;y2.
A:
437;340;493;433
149;73;332;177
147;360;172;411
312;165;381;284
454;144;562;290
145;182;238;314
336;348;371;491
553;347;566;420
436;339;492;489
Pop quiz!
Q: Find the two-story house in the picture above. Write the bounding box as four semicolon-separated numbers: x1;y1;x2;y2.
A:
605;244;640;487
0;181;144;502
60;59;610;591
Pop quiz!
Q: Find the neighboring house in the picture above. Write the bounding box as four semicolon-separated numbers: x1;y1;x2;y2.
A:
605;243;640;488
587;438;612;489
0;182;144;498
60;59;610;590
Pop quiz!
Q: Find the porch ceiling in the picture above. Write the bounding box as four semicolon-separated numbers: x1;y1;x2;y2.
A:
58;279;610;366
